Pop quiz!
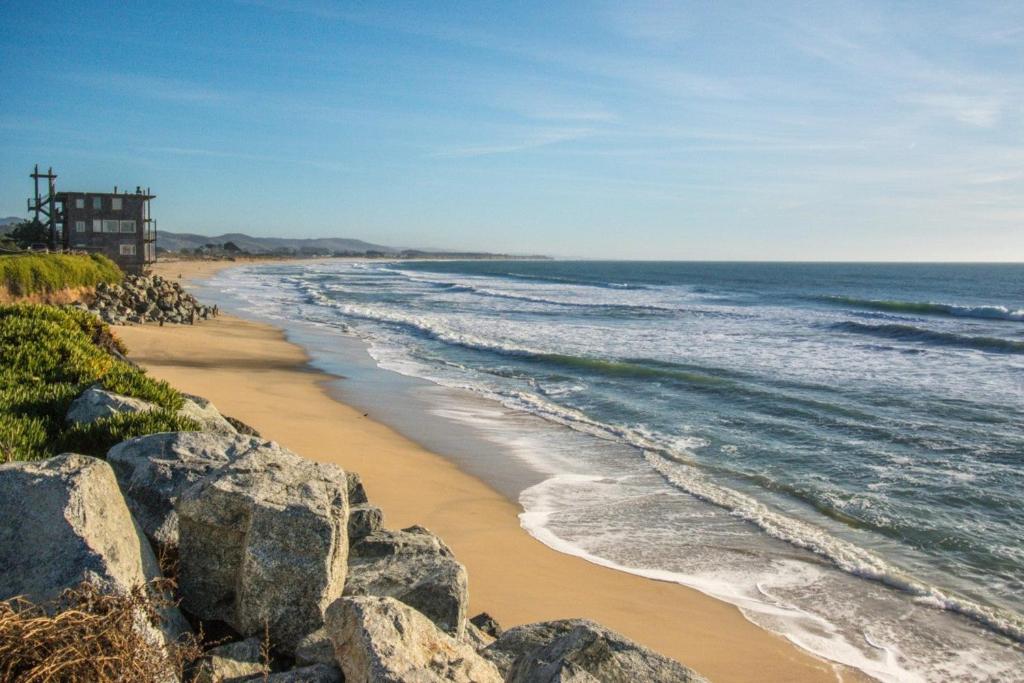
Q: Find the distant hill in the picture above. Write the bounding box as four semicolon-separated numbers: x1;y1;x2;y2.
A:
0;217;23;234
157;231;398;255
0;224;544;259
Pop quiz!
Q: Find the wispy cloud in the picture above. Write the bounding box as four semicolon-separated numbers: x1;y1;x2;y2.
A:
137;145;357;173
433;128;595;158
139;146;267;160
233;0;743;102
784;5;1023;130
489;90;617;123
902;93;1005;128
602;0;699;46
61;72;230;104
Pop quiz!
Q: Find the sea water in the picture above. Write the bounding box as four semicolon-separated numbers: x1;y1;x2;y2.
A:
205;260;1024;681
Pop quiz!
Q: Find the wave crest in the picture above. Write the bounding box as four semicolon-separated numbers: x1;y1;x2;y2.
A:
831;321;1024;354
822;296;1024;322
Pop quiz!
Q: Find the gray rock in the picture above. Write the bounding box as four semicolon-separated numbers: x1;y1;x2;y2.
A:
262;664;343;682
83;273;213;326
0;453;158;600
0;453;189;644
346;471;369;505
471;612;503;638
177;446;350;652
65;385;157;425
294;628;335;666
482;619;706;683
325;596;502;683
346;526;468;638
464;621;496;651
66;386;236;438
193;637;266;683
224;415;261;437
178;393;238;435
348;504;383;542
108;432;277;553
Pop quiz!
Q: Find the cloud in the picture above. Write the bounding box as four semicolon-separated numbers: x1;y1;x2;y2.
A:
137;145;356;173
903;93;1005;127
433;128;595;158
602;0;698;46
62;72;229;104
234;0;743;102
139;146;266;160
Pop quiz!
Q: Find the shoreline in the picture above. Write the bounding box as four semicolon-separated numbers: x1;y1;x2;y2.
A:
115;259;861;683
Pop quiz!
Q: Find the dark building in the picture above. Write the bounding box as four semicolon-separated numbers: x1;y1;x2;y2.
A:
27;166;158;274
57;188;156;273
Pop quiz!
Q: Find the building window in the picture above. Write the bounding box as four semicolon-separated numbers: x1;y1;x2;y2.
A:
111;197;122;211
119;244;137;256
103;219;120;233
93;219;102;232
92;196;102;210
75;198;84;209
119;220;136;233
75;221;86;232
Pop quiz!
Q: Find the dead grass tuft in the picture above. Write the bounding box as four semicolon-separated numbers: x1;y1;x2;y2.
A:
0;581;202;683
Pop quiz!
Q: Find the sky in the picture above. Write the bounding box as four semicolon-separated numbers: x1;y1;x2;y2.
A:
1;1;1022;260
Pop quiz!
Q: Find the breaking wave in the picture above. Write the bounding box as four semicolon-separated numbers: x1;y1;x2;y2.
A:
822;296;1024;322
475;385;1024;645
831;321;1024;354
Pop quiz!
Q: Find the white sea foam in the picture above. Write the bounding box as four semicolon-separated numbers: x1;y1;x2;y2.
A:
518;476;926;683
386;267;697;311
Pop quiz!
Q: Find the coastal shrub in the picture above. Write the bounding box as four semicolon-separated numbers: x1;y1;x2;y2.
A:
0;581;202;682
56;410;199;459
0;413;50;464
0;253;122;297
0;304;193;462
0;303;127;354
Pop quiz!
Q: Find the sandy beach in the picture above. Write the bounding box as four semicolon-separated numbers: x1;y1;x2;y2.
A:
115;259;861;683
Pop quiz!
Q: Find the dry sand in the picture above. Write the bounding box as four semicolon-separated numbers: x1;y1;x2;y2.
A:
116;259;864;683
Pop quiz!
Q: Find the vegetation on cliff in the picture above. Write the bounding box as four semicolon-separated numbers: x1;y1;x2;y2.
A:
0;253;122;297
0;304;197;462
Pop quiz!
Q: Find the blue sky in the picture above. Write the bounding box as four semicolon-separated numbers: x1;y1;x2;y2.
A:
1;1;1022;260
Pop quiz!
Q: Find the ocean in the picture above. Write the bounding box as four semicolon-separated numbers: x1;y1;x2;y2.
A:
204;260;1024;682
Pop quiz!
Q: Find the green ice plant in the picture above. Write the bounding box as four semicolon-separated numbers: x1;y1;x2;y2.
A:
0;253;122;296
0;304;197;462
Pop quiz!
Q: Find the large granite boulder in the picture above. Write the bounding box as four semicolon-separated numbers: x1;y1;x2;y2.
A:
482;619;706;682
0;453;188;642
176;447;350;652
65;385;156;424
65;386;236;436
345;526;468;638
178;393;238;435
325;596;502;683
107;432;286;553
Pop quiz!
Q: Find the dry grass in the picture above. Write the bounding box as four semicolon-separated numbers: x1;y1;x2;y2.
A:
0;581;202;683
